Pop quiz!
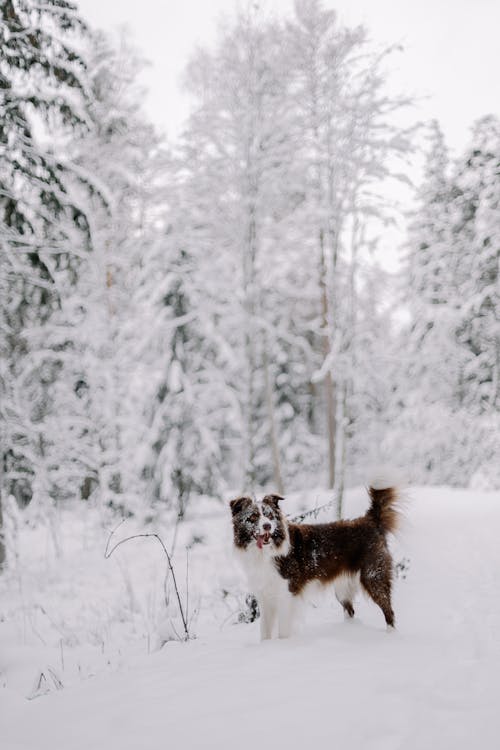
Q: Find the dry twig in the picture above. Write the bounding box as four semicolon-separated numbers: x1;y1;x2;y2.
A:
104;524;190;641
289;494;338;523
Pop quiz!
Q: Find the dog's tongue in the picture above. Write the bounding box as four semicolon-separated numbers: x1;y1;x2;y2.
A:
256;533;270;549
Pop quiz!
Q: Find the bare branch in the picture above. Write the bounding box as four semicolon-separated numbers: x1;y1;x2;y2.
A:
104;526;190;641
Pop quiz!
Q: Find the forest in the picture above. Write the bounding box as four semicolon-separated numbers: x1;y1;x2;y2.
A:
1;0;499;561
1;4;500;745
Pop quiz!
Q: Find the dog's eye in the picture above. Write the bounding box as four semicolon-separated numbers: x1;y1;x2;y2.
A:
249;513;259;523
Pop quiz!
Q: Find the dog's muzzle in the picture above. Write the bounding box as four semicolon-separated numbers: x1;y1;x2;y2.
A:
255;532;271;549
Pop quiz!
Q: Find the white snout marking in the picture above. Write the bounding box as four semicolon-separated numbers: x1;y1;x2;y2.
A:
257;505;276;535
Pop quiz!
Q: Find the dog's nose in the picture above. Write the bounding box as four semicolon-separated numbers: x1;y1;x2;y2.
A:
262;522;271;532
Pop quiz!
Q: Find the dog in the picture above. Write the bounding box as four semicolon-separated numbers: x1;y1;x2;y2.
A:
230;483;401;640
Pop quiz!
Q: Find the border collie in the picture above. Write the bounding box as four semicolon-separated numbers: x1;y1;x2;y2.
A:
230;484;401;640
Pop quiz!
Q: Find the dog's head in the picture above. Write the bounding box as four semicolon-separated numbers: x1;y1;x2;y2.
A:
229;494;289;555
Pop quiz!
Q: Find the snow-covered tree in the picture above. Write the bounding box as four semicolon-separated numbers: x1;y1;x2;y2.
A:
287;0;414;511
179;6;300;493
0;0;92;549
454;116;500;414
393;117;500;487
61;30;168;516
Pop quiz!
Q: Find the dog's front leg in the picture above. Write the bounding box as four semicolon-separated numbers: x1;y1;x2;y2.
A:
277;592;296;639
259;596;276;640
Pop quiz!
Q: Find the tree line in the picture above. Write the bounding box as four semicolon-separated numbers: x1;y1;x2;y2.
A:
1;0;498;566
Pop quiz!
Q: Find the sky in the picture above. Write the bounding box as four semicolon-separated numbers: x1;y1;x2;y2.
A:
75;0;500;267
76;0;500;151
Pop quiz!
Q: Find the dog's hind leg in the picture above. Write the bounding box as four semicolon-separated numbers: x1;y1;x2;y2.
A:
334;573;359;619
360;562;395;629
339;600;355;619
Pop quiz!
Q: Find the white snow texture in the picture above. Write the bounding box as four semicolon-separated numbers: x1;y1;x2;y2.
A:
2;485;499;750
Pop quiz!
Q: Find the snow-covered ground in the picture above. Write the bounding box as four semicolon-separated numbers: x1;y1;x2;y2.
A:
2;486;500;749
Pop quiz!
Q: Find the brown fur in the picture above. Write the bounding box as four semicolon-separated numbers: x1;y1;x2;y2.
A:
366;486;400;536
230;494;288;551
275;486;401;627
230;486;401;628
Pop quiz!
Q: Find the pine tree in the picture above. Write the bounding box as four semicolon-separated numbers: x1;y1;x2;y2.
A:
1;0;93;557
452;117;500;486
394;122;465;483
395;117;500;487
0;0;90;257
454;116;500;413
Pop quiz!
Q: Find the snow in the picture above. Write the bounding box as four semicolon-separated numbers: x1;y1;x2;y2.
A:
2;485;500;749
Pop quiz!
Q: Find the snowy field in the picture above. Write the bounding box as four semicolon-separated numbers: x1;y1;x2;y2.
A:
2;486;500;749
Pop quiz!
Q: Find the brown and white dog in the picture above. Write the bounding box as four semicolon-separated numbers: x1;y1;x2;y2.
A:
230;484;401;640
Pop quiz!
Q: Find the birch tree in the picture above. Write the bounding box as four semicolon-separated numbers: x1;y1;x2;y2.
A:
289;0;413;512
181;7;297;492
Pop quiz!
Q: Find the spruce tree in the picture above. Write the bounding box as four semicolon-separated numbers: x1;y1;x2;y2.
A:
0;0;92;555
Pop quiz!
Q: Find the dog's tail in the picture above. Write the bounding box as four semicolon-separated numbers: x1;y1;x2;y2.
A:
366;482;402;536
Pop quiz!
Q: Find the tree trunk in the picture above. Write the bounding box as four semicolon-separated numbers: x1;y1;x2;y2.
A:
319;227;336;489
334;382;347;518
243;202;258;492
0;489;5;572
325;370;336;490
0;439;4;569
262;339;284;495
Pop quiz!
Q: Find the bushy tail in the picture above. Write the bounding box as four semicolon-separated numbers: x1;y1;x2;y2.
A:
366;485;401;535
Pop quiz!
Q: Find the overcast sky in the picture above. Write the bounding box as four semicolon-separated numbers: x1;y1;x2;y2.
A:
77;0;499;151
75;0;499;267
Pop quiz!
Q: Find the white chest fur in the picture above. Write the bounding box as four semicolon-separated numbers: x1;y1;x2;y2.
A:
235;546;297;640
236;546;287;597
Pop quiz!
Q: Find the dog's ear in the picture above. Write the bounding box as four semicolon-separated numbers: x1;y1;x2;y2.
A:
262;493;284;509
230;496;253;516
